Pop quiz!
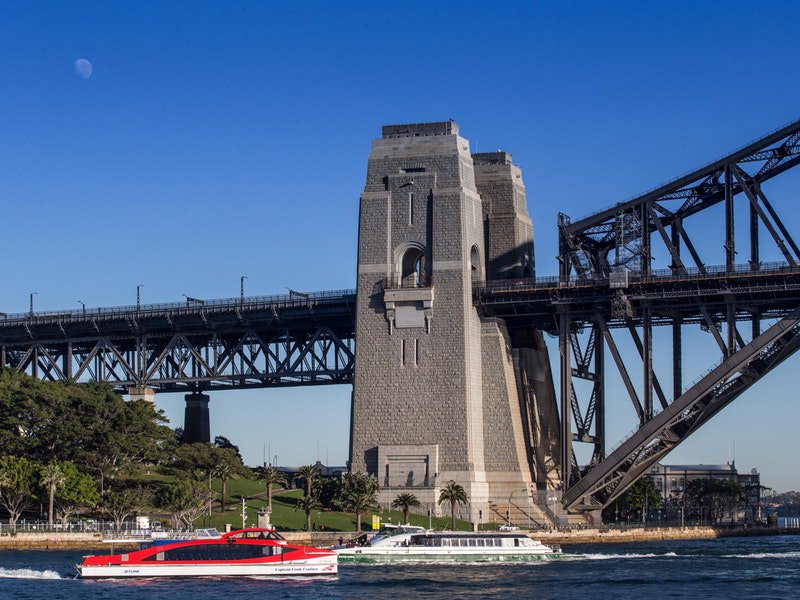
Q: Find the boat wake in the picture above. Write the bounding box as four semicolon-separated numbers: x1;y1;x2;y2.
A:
0;567;64;580
577;552;678;560
721;551;800;559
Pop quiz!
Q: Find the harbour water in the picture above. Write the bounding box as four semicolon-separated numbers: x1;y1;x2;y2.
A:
0;535;797;599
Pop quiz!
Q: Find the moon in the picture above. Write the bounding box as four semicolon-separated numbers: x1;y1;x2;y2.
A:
74;58;93;79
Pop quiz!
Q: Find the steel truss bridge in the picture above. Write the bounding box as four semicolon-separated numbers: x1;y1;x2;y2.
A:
2;116;799;514
0;290;355;392
477;116;800;512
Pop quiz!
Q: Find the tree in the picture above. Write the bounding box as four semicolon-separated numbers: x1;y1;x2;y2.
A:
438;481;467;530
342;471;378;497
294;464;321;497
103;486;150;531
156;479;216;528
313;476;342;510
214;436;243;463
0;371;174;476
343;490;377;532
686;478;747;524
253;466;287;513
293;494;322;531
392;493;421;525
39;463;65;527
0;456;39;533
623;477;662;523
211;449;244;512
54;462;100;525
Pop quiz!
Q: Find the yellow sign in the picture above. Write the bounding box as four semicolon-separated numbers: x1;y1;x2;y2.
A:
372;515;381;530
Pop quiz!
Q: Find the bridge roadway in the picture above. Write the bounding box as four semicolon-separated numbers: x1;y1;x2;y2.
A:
2;261;798;393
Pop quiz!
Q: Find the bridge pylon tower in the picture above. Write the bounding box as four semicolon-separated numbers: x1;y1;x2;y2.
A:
350;122;561;525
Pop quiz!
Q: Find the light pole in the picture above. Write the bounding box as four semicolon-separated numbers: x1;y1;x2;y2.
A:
92;467;104;497
240;275;247;306
507;490;514;526
77;300;86;315
29;292;38;315
136;284;144;312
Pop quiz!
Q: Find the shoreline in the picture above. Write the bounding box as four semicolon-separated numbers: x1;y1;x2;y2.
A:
0;526;796;551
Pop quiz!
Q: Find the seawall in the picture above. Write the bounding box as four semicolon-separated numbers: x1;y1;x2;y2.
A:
0;527;795;550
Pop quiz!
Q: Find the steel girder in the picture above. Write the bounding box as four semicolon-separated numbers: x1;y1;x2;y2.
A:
558;118;800;281
1;327;354;392
562;307;800;511
547;117;800;512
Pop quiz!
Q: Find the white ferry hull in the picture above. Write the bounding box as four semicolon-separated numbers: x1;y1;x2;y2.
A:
78;557;337;578
336;548;559;563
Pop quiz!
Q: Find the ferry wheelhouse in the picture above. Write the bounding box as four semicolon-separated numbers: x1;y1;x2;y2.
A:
78;528;337;578
335;528;560;563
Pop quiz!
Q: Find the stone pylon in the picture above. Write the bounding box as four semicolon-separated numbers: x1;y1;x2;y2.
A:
350;122;561;526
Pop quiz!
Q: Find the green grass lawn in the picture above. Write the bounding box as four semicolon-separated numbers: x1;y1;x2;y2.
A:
185;480;474;532
141;473;474;532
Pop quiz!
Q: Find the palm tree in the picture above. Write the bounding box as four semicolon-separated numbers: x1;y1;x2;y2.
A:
211;461;239;512
344;491;378;532
293;494;322;531
438;481;467;530
40;463;65;528
294;464;320;497
391;492;421;525
254;466;287;513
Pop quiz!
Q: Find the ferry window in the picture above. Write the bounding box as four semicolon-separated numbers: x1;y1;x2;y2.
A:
514;539;520;547
153;543;268;562
476;539;485;547
468;539;477;547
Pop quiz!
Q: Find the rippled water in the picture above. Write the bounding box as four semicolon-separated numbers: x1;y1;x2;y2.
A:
1;535;798;599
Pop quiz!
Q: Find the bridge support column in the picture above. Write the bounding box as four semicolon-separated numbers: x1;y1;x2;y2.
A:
184;392;210;444
128;386;155;403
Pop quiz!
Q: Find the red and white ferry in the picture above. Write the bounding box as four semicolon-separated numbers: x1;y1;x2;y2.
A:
77;528;337;578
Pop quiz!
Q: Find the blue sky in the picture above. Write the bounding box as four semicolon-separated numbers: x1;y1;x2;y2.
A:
2;2;799;490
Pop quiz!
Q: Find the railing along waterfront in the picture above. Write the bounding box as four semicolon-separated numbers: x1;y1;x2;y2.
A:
0;288;356;326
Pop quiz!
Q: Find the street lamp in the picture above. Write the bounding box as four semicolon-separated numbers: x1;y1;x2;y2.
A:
29;292;38;315
136;284;144;312
77;300;86;315
240;275;247;306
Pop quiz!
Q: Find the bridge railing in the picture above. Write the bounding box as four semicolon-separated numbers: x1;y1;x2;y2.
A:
476;260;800;295
0;288;357;326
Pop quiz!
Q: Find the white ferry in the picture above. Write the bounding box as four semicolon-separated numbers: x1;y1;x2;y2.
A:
335;526;560;563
